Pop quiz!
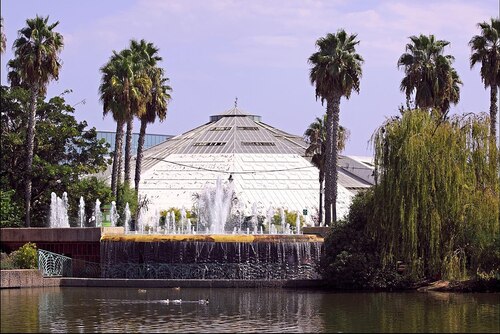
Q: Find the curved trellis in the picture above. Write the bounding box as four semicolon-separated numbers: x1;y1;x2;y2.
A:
38;249;72;277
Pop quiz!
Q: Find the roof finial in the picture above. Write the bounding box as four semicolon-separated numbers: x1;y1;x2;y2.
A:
234;97;238;108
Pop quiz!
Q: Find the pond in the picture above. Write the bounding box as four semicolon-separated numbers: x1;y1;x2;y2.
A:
1;287;499;333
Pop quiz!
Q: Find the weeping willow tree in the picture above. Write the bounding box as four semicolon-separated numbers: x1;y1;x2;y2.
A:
370;109;499;280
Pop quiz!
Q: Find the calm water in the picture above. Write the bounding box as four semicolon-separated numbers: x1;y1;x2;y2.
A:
1;287;499;333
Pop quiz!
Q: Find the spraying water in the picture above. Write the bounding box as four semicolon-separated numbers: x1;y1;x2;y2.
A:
110;201;119;227
197;176;235;234
94;199;102;227
295;211;301;235
78;196;85;228
49;192;70;228
124;203;131;234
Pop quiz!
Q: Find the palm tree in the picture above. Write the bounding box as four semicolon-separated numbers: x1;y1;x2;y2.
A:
99;49;151;197
304;114;349;226
1;17;6;54
308;30;363;224
7;16;63;227
398;34;462;117
135;69;171;193
99;54;127;197
127;39;170;194
470;18;500;140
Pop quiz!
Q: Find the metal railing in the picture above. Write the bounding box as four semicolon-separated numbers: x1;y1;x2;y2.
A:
37;249;73;277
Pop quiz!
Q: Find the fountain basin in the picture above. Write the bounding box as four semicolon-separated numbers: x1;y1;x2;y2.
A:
101;234;324;280
101;234;323;243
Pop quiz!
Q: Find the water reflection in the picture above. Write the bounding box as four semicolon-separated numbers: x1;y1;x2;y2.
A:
1;287;499;333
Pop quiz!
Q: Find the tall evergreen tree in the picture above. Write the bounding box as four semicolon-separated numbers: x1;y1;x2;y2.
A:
304;114;349;225
127;39;172;194
470;18;500;141
398;34;462;117
99;49;151;196
308;30;363;224
7;16;63;227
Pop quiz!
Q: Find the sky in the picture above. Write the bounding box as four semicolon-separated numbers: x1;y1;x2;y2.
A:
1;0;498;157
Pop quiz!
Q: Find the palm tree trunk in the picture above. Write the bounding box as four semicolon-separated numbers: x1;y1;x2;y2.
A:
23;86;38;227
324;100;334;225
331;96;341;223
111;120;124;197
490;85;498;141
135;118;148;193
318;172;324;226
124;117;133;184
325;93;341;225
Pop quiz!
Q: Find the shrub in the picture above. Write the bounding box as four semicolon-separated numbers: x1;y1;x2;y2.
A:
319;190;414;290
11;242;38;269
0;252;15;270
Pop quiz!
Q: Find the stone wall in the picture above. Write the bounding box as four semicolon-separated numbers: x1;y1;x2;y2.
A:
1;227;124;263
1;269;61;289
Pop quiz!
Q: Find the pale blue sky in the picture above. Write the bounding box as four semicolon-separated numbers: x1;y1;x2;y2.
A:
1;0;498;156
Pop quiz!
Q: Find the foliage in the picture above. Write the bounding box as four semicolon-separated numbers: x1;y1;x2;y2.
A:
304;113;350;225
131;39;172;192
397;34;462;115
1;85;111;226
308;29;364;224
271;209;305;229
67;176;114;227
11;242;38;269
319;190;412;290
370;109;499;280
159;207;195;228
7;15;64;228
469;17;500;140
0;189;22;227
115;181;138;226
0;252;15;270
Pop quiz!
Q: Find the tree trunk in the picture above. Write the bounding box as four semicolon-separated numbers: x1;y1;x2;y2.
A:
490;85;498;141
111;120;124;197
135;118;148;193
318;171;324;226
325;93;341;225
331;95;341;223
124;117;133;183
23;85;38;228
324;99;334;225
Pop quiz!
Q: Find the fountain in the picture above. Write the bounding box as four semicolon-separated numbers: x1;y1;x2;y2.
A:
295;211;301;235
100;175;324;280
124;203;131;234
196;176;235;233
93;199;103;227
49;192;70;228
78;196;85;228
110;201;119;227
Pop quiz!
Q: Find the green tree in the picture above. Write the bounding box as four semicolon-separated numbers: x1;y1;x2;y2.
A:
99;48;152;196
398;34;462;117
304;113;349;225
1;85;111;226
0;189;22;227
308;30;363;224
130;39;172;193
68;176;114;227
7;15;64;227
370;109;499;280
470;18;500;141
